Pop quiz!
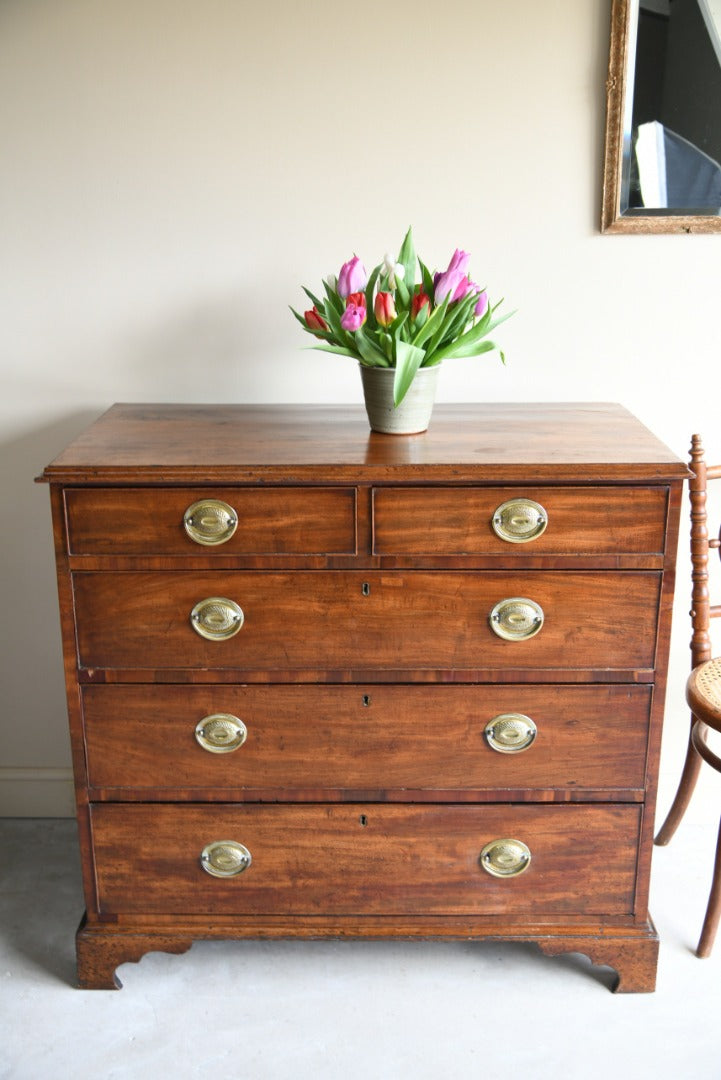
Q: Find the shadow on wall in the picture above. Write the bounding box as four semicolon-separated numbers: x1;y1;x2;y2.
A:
0;410;101;772
119;286;304;403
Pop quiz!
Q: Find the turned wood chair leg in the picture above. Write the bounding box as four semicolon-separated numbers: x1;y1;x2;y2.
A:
697;813;721;957
655;729;703;846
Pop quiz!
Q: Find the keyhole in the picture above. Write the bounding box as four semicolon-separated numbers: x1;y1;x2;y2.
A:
362;582;370;596
359;814;368;827
362;694;371;707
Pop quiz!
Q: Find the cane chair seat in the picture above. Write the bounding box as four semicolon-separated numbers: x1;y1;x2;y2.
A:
688;658;721;778
688;658;721;727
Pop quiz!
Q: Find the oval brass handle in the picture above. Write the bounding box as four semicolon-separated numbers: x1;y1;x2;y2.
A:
183;499;238;546
485;713;537;754
200;840;252;878
480;838;532;878
491;498;548;544
190;597;244;640
195;713;247;753
489;597;544;641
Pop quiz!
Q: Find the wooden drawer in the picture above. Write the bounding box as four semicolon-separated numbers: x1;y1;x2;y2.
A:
82;684;652;795
64;487;357;556
90;803;641;916
372;486;668;556
73;570;661;673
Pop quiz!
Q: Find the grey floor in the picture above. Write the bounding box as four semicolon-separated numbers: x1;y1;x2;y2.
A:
1;817;720;1080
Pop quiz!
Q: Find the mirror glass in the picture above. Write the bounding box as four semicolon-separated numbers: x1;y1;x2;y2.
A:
603;0;721;231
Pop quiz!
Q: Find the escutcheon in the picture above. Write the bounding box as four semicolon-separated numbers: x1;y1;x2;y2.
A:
183;499;238;546
190;597;244;640
489;597;544;641
491;498;548;544
200;840;252;878
480;838;532;878
195;713;247;753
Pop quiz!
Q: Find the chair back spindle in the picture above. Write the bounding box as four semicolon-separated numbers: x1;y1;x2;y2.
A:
657;433;721;956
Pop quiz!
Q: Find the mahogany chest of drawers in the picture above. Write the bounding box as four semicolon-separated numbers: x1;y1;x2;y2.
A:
40;403;686;991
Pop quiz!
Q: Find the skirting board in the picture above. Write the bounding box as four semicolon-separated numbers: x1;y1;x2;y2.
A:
0;768;75;817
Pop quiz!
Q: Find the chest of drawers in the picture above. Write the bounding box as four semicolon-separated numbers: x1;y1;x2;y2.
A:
40;403;685;991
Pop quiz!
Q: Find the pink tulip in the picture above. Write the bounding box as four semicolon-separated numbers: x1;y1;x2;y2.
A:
434;248;475;303
436;272;471;303
341;302;366;331
473;289;489;318
337;255;368;298
447;249;471;275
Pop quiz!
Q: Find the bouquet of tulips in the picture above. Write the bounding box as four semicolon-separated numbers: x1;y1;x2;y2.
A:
292;227;513;407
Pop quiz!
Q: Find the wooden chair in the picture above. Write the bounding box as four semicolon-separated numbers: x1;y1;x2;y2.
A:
655;434;721;956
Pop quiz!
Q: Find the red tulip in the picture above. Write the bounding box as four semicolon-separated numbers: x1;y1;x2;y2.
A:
411;291;431;322
304;306;328;336
374;291;397;327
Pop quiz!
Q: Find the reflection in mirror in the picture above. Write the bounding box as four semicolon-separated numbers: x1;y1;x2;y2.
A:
602;0;721;231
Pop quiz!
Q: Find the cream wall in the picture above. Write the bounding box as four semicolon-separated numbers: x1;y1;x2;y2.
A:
1;0;719;818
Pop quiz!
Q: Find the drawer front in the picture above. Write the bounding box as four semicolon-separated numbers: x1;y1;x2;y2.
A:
90;803;641;916
73;570;661;672
83;684;652;794
373;486;668;556
64;487;357;555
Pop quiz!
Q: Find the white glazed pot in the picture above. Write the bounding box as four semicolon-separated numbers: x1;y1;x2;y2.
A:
360;363;440;435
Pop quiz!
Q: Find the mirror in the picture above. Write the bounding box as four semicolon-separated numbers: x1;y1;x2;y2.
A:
602;0;721;232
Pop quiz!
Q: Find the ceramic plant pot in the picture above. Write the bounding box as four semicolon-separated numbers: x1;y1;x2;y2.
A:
360;363;440;435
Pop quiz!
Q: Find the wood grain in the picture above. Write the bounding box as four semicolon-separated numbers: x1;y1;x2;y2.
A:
372;485;668;556
72;569;662;673
38;403;685;992
39;403;688;485
82;683;652;796
90;803;642;917
65;486;357;556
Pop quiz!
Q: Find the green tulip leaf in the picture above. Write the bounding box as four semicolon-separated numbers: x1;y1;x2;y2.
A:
484;307;517;336
397;226;416;292
394;273;410;307
411;294;450;350
365;264;381;321
355;327;390;367
393;340;426;407
310;344;360;358
432;338;498;362
418;257;435;299
322;281;345;315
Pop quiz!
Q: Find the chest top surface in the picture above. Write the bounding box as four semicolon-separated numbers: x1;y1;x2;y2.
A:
40;402;686;485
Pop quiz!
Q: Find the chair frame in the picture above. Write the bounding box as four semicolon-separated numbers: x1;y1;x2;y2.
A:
655;434;721;956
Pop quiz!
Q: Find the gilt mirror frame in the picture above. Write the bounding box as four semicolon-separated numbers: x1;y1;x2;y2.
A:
602;0;721;233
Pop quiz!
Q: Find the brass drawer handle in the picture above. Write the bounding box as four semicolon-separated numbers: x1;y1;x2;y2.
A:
183;499;238;546
480;838;531;878
200;840;252;878
489;597;544;641
190;597;244;640
485;713;537;753
195;713;247;753
492;498;547;544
